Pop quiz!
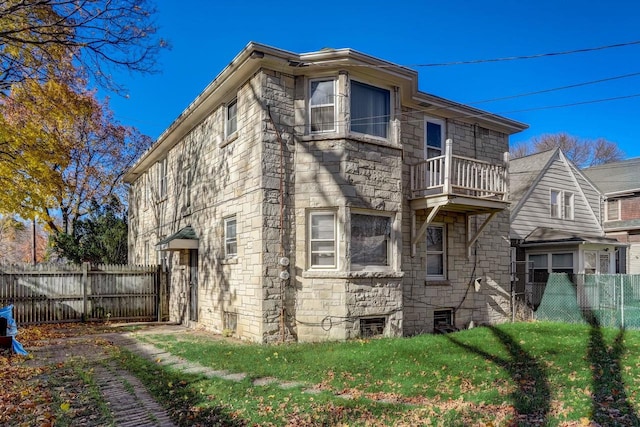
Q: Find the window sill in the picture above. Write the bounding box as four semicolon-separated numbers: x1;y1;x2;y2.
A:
220;132;238;148
303;270;404;279
299;132;402;151
220;257;238;265
425;279;450;286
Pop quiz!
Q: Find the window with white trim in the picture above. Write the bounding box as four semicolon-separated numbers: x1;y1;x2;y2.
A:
350;213;392;271
182;165;192;210
158;158;167;199
224;216;237;258
564;192;574;220
550;190;560;218
606;199;620;221
529;252;574;283
309;211;337;268
350;80;390;139
550;189;573;219
226;98;238;137
426;225;446;279
309;79;336;133
425;117;445;159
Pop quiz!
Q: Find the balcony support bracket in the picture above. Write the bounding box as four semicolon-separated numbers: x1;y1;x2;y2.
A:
411;205;442;256
466;211;498;258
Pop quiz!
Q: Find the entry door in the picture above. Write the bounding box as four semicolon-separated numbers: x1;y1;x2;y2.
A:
189;249;198;322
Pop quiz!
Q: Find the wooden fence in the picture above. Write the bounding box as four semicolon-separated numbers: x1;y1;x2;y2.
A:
0;263;167;325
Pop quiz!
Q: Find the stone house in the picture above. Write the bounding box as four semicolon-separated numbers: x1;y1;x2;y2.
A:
509;148;624;309
124;43;527;343
583;157;640;273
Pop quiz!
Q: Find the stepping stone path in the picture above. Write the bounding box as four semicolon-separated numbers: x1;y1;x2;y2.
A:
25;324;332;426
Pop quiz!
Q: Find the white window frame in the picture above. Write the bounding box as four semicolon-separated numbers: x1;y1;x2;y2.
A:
426;223;447;280
606;199;620;221
349;211;394;272
349;80;391;139
550;189;574;220
528;252;575;275
550;189;561;218
564;191;574;220
308;211;337;269
224;216;237;258
424;116;445;160
182;165;192;209
225;98;238;138
158;158;167;199
309;78;336;133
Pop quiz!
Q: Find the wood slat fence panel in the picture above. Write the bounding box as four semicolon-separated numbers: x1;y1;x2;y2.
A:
0;263;164;325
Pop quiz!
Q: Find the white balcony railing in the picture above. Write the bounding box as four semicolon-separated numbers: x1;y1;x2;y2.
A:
410;139;508;201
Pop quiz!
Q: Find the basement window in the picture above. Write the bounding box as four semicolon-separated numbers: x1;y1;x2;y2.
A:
434;309;457;334
359;317;386;338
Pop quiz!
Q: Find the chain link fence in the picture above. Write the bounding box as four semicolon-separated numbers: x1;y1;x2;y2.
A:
533;273;640;329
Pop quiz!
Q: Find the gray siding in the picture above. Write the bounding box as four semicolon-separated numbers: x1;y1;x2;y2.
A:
511;156;602;239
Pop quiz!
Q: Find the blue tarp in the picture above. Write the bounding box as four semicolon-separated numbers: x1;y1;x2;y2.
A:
0;305;28;355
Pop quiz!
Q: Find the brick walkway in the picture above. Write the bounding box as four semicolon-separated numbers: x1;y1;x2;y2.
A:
25;324;311;426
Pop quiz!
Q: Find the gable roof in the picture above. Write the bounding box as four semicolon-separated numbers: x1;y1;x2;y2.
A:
509;148;558;215
582;157;640;195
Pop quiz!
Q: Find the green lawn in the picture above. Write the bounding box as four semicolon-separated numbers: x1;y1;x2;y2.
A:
117;322;640;426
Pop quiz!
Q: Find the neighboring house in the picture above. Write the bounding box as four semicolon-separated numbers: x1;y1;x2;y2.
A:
509;149;624;308
124;42;527;343
583;157;640;274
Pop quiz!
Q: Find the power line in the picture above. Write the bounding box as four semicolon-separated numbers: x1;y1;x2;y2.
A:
342;40;640;68
468;71;640;105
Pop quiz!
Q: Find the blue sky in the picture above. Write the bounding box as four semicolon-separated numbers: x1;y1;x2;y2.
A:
107;0;640;159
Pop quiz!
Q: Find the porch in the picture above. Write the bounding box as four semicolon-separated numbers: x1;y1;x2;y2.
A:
408;139;510;256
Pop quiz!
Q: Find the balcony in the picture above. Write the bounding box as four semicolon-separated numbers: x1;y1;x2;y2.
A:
409;139;510;255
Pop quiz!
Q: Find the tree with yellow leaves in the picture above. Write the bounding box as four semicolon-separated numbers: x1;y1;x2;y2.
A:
0;76;152;235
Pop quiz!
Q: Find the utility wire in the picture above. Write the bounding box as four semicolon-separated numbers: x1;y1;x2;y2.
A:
468;71;640;105
338;39;640;68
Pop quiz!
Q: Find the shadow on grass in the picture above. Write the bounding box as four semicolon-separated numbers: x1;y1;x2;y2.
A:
582;311;640;425
447;326;550;426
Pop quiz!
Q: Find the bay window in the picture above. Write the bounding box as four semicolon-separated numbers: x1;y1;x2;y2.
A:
350;213;391;270
310;79;336;133
350;81;390;138
309;211;337;268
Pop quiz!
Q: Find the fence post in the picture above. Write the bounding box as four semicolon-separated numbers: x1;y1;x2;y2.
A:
156;265;162;322
82;262;89;321
620;274;625;329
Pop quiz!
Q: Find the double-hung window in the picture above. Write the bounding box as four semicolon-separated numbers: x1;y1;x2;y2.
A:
224;216;237;258
158;158;167;199
350;81;390;139
309;212;337;268
426;225;446;279
606;199;620;221
350;213;391;271
425;117;445;159
563;192;574;220
226;98;238;137
550;189;574;219
310;79;335;133
550;190;560;218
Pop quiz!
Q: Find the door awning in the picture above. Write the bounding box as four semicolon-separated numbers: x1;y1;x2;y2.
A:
156;226;199;251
